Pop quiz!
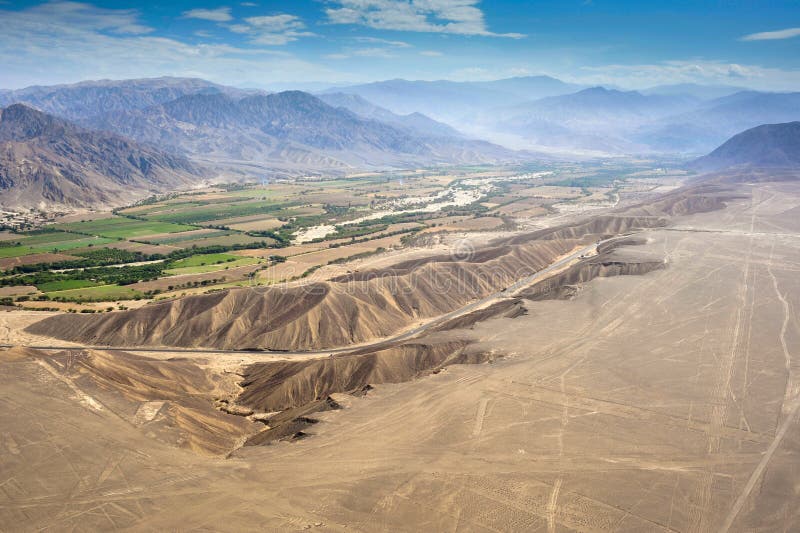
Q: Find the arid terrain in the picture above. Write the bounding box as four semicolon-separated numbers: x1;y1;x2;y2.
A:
2;170;799;531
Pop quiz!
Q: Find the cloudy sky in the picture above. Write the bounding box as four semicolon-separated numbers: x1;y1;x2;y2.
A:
1;0;799;90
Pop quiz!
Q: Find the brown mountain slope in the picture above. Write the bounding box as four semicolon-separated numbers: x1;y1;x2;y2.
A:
27;212;670;351
27;237;576;350
0;104;203;210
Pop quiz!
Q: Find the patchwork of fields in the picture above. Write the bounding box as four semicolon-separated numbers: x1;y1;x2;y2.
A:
0;164;677;309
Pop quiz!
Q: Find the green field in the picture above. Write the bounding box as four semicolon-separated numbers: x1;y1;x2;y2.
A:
168;252;240;268
144;230;231;245
56;217;195;239
174;234;273;249
45;284;142;301
163;253;259;275
37;279;99;292
0;236;115;258
2;231;86;246
144;200;293;225
165;257;259;275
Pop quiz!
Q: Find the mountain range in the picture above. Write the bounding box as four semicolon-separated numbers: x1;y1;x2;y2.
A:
317;92;462;139
324;79;800;155
2;75;799;209
82;90;518;174
0;104;201;210
319;76;584;125
0;77;259;122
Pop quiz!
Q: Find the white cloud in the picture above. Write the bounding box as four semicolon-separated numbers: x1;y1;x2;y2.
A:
324;46;401;60
227;14;314;45
14;1;154;35
354;36;412;47
420;50;443;56
182;7;233;22
0;2;341;89
324;0;524;38
574;59;800;91
352;47;395;57
741;27;800;41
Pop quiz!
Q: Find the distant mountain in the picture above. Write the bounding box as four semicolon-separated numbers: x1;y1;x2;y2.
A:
318;92;462;138
641;83;745;101
498;87;699;130
0;104;202;210
637;91;800;153
321;79;520;124
471;76;585;100
690;122;800;171
321;76;583;126
483;87;700;152
0;77;259;122
85;91;520;173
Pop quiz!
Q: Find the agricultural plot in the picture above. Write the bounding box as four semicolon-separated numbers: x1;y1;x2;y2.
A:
165;257;259;276
163;252;260;275
140;229;231;245
44;284;142;301
57;217;195;239
0;233;114;258
36;279;99;292
174;234;273;248
142;199;294;225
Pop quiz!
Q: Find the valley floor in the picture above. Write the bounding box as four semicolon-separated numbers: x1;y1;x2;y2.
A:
2;180;800;531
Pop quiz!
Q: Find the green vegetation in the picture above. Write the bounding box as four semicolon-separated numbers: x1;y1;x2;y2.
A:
167;252;240;268
165;257;258;275
57;217;195;239
36;279;99;292
0;232;115;258
45;284;142;302
547;172;622;189
163;252;259;275
143;200;295;225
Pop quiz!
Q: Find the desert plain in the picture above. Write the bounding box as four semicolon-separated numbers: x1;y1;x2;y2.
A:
2;173;800;532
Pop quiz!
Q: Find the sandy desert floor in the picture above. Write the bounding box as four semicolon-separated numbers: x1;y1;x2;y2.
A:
2;179;800;531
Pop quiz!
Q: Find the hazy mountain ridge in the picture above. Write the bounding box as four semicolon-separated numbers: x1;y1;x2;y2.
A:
690;121;800;171
3;75;798;171
0;103;202;210
319;76;584;124
0;77;262;123
641;83;746;100
482;87;700;152
83;90;520;172
637;91;800;153
318;92;463;138
327;78;800;155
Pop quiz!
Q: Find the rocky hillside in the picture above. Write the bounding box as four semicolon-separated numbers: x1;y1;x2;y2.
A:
0;104;202;210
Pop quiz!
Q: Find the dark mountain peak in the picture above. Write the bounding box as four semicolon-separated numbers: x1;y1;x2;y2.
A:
690;121;800;171
267;90;332;108
0;103;72;140
2;102;47;121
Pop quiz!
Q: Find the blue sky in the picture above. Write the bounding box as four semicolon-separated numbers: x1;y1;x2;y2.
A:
0;0;798;90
